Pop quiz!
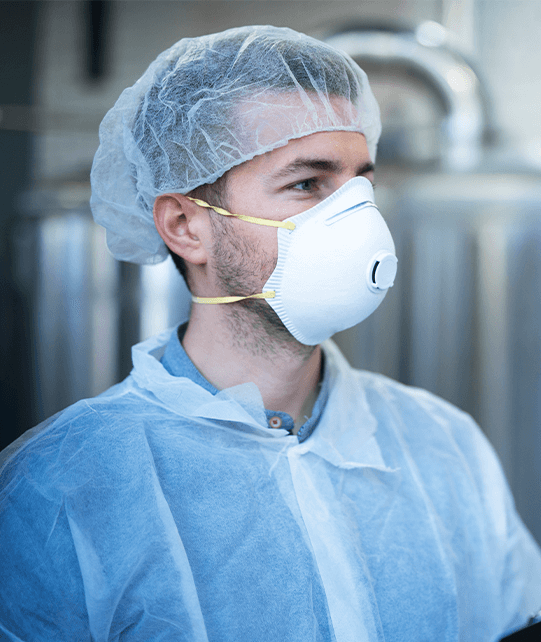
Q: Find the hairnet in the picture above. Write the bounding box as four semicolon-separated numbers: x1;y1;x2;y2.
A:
90;25;382;265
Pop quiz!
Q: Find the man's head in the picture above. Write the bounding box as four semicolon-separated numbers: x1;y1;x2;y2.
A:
90;25;381;267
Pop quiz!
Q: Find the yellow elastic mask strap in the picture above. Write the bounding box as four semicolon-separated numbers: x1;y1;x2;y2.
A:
192;291;276;305
186;196;295;231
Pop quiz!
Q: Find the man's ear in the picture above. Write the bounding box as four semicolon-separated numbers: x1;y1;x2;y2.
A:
153;193;209;265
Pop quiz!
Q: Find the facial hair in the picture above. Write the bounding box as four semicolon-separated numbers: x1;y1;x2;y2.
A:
209;213;314;359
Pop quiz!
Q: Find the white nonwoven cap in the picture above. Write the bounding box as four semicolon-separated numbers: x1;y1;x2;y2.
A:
90;25;382;265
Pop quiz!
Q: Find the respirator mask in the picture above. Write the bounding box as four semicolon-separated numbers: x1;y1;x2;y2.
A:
189;176;397;345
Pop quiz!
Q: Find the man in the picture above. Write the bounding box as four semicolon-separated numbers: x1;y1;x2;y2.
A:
1;25;541;642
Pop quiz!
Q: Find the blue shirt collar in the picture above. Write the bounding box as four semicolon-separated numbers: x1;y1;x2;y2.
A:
161;324;329;442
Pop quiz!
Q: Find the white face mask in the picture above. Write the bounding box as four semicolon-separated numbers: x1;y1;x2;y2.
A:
188;176;397;345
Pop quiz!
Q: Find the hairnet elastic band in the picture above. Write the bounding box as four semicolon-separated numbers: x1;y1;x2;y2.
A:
187;197;296;230
192;291;276;305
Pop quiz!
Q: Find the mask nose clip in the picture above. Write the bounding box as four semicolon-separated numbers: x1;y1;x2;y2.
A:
368;252;398;291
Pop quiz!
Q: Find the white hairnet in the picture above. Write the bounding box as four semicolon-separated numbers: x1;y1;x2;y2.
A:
90;25;382;264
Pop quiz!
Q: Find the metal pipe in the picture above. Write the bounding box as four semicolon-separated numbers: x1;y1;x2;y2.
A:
325;23;491;170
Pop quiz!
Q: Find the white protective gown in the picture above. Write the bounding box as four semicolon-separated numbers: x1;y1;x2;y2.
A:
1;328;541;642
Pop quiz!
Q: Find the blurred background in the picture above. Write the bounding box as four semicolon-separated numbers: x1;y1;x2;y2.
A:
1;0;540;543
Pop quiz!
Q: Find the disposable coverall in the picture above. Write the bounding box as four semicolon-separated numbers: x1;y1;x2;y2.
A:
1;326;541;641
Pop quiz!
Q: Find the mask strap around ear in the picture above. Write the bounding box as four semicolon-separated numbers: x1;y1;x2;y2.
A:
186;197;296;230
186;196;284;304
192;291;275;305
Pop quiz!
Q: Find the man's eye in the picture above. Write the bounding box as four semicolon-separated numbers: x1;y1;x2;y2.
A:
292;178;317;191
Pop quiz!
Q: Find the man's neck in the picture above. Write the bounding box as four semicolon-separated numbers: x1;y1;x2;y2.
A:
182;304;322;424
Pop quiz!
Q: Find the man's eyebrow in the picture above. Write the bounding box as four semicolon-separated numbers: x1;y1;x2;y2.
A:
267;158;375;182
270;158;342;180
356;161;375;175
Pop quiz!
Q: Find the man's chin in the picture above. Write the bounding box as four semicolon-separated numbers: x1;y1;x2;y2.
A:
216;295;309;356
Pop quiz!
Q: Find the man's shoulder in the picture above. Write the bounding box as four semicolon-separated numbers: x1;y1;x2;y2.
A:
357;368;471;423
346;367;504;491
0;377;175;496
326;340;468;419
330;348;470;423
325;340;480;449
337;362;490;463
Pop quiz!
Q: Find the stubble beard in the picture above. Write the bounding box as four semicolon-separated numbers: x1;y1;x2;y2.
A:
209;214;315;360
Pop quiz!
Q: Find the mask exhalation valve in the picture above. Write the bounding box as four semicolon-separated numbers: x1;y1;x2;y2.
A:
369;252;398;291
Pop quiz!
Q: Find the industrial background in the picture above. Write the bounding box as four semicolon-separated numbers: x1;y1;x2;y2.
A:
1;0;540;544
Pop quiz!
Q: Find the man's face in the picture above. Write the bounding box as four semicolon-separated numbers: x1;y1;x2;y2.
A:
207;129;374;343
